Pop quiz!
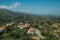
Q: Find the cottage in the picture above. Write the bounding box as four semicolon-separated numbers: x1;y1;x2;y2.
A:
17;22;30;29
24;22;30;30
0;27;5;35
6;22;14;27
24;23;30;27
27;27;34;35
17;23;24;29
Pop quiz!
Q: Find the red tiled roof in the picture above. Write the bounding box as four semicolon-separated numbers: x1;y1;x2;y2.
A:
0;27;5;30
28;27;34;32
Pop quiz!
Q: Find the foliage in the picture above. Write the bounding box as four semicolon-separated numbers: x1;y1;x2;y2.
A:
0;9;60;40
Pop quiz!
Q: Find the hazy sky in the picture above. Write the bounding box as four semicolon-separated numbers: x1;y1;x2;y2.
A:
0;0;60;15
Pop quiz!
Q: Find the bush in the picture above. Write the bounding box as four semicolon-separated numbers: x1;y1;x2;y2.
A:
10;28;27;38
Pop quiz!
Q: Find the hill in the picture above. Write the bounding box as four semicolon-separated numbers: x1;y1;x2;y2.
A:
0;9;32;22
0;9;60;40
0;9;33;26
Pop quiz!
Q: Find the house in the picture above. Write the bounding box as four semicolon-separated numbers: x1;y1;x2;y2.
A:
17;22;30;29
27;27;34;35
6;22;14;27
0;27;5;35
24;22;30;27
0;27;5;30
24;22;30;30
17;23;24;29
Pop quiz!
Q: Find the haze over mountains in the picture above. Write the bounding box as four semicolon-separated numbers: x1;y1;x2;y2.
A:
0;9;31;18
0;9;60;18
0;9;36;23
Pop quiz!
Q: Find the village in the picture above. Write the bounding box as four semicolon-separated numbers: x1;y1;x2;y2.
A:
0;21;46;40
0;19;60;40
0;8;60;40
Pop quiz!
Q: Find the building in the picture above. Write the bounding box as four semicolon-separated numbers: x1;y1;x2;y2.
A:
17;23;24;29
27;27;34;35
0;27;5;35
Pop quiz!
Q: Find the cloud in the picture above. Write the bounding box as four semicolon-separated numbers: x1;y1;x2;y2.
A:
0;2;20;9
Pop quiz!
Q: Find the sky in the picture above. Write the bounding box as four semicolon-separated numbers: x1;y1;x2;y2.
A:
0;0;60;15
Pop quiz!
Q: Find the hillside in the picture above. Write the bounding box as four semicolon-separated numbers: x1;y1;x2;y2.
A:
0;9;31;26
0;9;32;22
0;9;28;19
0;9;60;40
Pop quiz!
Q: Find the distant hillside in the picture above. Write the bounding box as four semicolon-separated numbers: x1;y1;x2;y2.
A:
0;9;35;23
0;9;33;17
0;9;60;23
0;9;17;18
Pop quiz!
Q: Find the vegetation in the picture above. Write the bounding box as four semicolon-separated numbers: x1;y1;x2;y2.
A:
0;9;60;40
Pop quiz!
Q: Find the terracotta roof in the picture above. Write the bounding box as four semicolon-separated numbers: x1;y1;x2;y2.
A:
0;27;5;30
28;27;34;32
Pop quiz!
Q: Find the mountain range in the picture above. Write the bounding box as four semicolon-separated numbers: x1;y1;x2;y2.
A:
0;9;60;21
